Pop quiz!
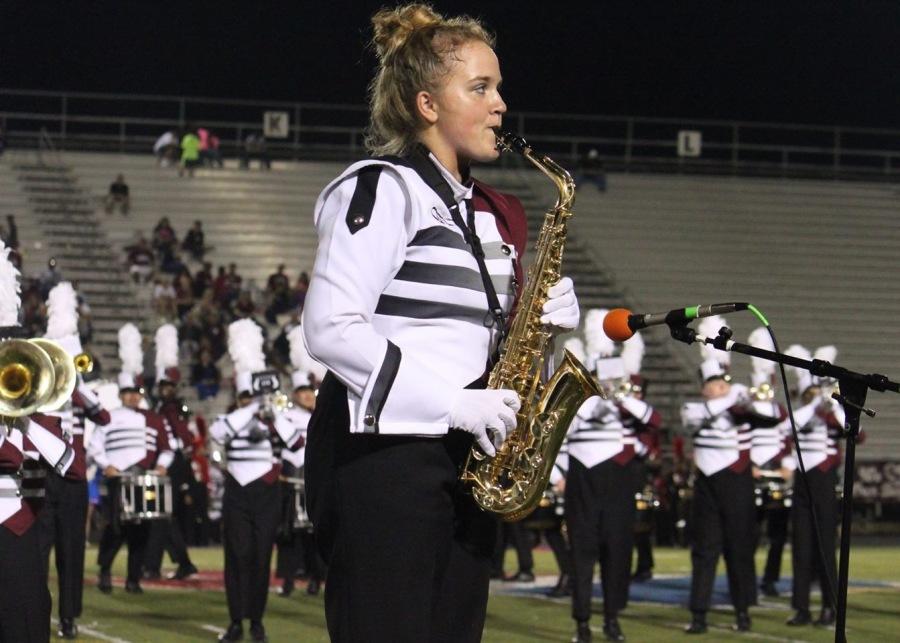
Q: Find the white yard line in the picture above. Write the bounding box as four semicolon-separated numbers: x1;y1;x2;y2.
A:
663;621;810;643
201;623;227;635
53;619;133;643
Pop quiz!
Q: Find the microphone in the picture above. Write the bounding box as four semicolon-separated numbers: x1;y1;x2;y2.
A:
603;303;749;342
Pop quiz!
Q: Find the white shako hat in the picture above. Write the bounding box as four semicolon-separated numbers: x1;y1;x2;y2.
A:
0;239;25;340
228;319;266;396
154;323;180;385
748;326;775;388
117;323;143;392
697;315;731;383
45;281;82;356
562;337;586;365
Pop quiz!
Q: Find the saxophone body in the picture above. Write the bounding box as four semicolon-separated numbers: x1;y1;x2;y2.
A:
460;131;603;522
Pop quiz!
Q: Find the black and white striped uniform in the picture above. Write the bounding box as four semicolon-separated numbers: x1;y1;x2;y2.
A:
209;402;302;626
750;400;787;468
557;394;658;625
680;385;781;617
786;395;845;613
301;153;518;437
302;149;527;642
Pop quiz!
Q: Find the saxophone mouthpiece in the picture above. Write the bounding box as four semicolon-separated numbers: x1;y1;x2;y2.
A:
493;128;529;155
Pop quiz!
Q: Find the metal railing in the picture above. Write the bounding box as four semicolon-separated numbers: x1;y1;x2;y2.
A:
3;88;900;179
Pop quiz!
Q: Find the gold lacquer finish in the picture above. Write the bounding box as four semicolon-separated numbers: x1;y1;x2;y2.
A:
0;339;57;417
74;352;94;374
30;338;78;412
460;130;603;522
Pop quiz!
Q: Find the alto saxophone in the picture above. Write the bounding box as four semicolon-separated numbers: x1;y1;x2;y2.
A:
460;130;603;521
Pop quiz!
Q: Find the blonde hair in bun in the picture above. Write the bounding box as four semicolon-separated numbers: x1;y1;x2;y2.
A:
365;3;495;156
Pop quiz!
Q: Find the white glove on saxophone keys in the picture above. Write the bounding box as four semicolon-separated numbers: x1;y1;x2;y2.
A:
541;276;580;332
449;389;521;457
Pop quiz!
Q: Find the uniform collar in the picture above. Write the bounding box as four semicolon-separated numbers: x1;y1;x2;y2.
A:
426;152;474;202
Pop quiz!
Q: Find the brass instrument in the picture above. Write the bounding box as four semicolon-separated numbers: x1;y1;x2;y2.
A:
0;339;62;418
460;131;602;522
74;352;94;374
30;339;77;412
261;390;291;418
749;382;774;401
600;377;638;401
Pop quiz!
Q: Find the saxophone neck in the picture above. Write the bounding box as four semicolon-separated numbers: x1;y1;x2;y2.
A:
494;129;575;213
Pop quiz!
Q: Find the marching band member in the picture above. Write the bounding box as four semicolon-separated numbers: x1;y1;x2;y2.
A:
209;320;304;643
145;324;198;581
783;344;845;627
275;324;325;598
0;242;75;642
561;310;660;643
88;324;173;595
301;5;579;641
681;317;780;634
622;332;661;584
747;327;790;598
38;282;111;639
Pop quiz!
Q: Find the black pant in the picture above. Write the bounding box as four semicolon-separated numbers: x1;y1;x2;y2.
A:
97;478;150;583
791;467;837;611
145;453;194;572
305;373;497;643
492;521;534;575
688;467;757;613
223;475;281;622
760;506;790;584
544;525;572;577
37;475;88;619
0;524;50;642
566;458;638;622
633;531;654;574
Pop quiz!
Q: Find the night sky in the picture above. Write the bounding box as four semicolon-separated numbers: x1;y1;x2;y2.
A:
3;1;899;128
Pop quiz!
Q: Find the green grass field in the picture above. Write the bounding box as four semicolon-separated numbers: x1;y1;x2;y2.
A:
62;544;900;642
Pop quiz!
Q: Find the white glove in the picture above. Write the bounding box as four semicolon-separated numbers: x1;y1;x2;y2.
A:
541;277;579;331
449;389;521;457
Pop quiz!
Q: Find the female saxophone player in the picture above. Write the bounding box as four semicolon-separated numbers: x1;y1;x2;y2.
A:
301;4;580;642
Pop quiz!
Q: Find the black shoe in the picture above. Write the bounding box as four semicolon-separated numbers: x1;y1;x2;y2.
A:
572;620;592;643
547;574;572;597
786;609;812;626
57;617;78;639
124;580;143;594
733;611;751;632
815;607;836;627
98;570;113;594
277;580;294;597
684;612;707;634
306;579;321;596
142;569;161;581
631;569;653;583
168;563;198;580
759;580;779;597
504;570;535;582
249;621;268;643
218;621;243;642
603;618;625;641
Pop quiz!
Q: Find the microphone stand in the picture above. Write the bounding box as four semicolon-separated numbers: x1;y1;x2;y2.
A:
668;322;899;643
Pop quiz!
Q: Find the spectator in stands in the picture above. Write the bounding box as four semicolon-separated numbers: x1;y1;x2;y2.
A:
207;131;224;168
38;257;62;298
225;263;243;304
264;264;292;324
179;129;201;178
153;277;177;319
212;265;230;307
240;132;271;170
20;280;46;337
191;349;221;400
292;271;310;311
104;174;131;215
154;129;180;167
126;236;155;284
231;290;257;320
152;216;177;253
577;148;607;192
182;220;206;262
174;269;195;319
159;246;187;276
2;214;18;250
193;262;214;298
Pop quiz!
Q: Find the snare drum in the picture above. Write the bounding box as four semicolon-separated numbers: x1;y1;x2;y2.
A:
283;477;313;530
119;472;173;523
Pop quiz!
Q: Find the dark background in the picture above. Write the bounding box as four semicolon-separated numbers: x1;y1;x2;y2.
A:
3;1;899;128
